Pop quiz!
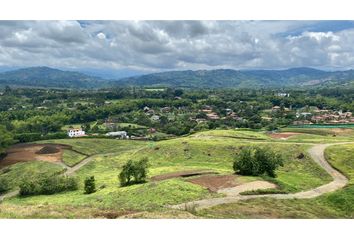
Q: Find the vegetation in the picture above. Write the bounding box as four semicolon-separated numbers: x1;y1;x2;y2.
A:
0;125;13;154
197;143;354;218
19;174;78;196
0;178;10;194
1;81;354;218
84;176;96;194
233;146;284;177
119;158;149;186
62;150;87;167
0;161;64;192
3;66;354;89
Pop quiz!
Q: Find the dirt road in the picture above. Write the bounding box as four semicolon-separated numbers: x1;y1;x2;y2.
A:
171;142;350;210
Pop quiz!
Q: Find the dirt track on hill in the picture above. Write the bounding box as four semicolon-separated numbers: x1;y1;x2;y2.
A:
171;142;350;210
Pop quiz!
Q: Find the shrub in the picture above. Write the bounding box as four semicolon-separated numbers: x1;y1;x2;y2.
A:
84;176;96;194
19;175;78;196
0;178;11;194
233;146;283;177
119;158;149;186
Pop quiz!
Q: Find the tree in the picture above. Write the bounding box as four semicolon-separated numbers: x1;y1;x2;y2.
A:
84;176;96;194
0;125;14;154
233;146;283;177
132;157;149;183
0;178;10;194
19;175;78;196
119;158;149;186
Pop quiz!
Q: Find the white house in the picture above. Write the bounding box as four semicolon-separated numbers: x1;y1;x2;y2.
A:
67;128;86;138
151;115;160;121
105;131;128;139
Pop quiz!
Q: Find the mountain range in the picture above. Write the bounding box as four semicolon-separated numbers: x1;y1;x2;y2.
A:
0;66;354;89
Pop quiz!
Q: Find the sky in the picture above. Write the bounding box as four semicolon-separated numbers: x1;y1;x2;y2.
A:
1;20;354;78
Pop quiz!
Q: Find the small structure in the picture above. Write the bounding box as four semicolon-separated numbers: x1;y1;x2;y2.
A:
160;107;171;113
105;131;128;139
67;128;86;138
206;113;220;120
151;115;160;121
272;106;281;112
149;128;157;134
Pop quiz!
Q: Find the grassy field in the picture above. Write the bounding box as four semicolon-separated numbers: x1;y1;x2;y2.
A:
0;129;352;218
325;144;354;184
37;138;148;155
196;143;354;218
62;150;87;167
0;161;64;192
280;127;354;143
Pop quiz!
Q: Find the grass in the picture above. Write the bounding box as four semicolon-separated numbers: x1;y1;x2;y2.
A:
37;138;148;155
280;127;354;143
191;129;270;140
197;142;354;218
0;161;64;192
62;150;87;167
1;129;350;218
325;144;354;184
3;178;215;212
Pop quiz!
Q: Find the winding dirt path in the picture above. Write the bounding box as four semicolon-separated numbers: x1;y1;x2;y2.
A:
171;142;351;210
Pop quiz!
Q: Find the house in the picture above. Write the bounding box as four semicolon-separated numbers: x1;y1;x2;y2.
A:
148;128;157;134
151;115;160;121
275;93;290;97
202;109;213;113
206;113;220;120
272;106;281;112
300;112;312;117
196;118;207;123
146;109;155;115
67;128;86;138
160;107;171;113
105;131;128;139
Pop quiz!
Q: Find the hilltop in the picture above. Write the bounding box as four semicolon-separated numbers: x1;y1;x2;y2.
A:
1;66;354;89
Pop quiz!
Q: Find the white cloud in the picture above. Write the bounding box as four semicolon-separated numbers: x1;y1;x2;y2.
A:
0;20;354;71
96;32;106;39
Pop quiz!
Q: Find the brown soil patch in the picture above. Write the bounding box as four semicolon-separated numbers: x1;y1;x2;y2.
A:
0;143;71;168
187;175;241;192
150;170;217;181
268;132;301;139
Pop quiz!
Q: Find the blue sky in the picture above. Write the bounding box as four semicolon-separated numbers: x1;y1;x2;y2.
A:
1;20;354;78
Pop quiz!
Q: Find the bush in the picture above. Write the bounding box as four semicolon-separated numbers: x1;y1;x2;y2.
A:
119;158;149;186
233;146;283;177
0;178;11;194
19;175;78;196
84;176;96;194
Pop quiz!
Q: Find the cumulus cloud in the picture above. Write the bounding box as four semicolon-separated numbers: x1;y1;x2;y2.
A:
0;20;354;71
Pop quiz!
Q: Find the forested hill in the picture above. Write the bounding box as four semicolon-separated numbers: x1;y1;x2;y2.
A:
115;67;354;88
1;66;354;89
0;67;105;89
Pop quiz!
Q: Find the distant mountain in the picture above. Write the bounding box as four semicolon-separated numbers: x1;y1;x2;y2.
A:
116;67;354;88
0;67;105;89
1;66;354;89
